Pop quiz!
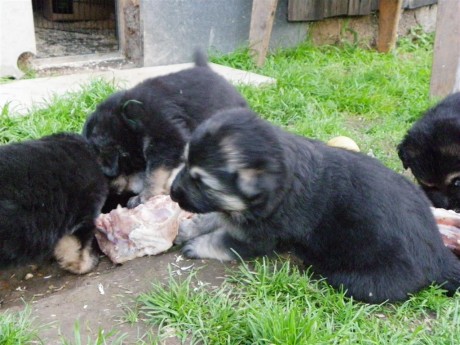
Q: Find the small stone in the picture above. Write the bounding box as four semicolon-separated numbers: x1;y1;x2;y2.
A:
24;273;34;280
327;136;360;152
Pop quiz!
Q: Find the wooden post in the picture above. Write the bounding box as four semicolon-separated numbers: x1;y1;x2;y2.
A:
430;0;460;98
249;0;279;67
376;0;403;53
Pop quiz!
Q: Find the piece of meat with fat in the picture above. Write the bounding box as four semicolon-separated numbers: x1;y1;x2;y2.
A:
95;202;460;264
432;207;460;256
95;195;192;263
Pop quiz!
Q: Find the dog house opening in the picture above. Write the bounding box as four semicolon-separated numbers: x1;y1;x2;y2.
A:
32;0;119;58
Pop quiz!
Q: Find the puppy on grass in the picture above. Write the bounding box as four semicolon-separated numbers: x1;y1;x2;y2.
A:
0;133;108;274
398;92;460;210
171;108;460;303
83;51;248;209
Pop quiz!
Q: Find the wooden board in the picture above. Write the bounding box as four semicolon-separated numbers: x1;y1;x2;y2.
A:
403;0;437;9
348;0;372;15
288;0;323;21
288;0;435;21
430;0;460;98
376;0;403;52
249;0;279;67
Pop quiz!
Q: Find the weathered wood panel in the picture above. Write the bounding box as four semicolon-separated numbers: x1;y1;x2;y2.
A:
288;0;323;21
403;0;437;9
288;0;437;22
249;0;279;67
430;0;460;98
348;0;372;15
377;0;403;52
324;0;349;17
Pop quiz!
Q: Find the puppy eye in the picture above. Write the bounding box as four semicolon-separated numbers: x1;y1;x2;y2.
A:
453;178;460;188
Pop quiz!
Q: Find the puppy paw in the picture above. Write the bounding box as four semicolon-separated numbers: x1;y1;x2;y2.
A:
174;219;196;245
181;241;203;259
174;215;210;245
54;235;99;274
180;234;234;261
127;195;142;209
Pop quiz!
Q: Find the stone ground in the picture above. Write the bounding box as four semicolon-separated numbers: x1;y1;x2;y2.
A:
33;11;118;59
1;249;235;344
35;27;119;58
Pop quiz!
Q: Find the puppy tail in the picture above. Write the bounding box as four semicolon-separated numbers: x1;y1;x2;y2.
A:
193;49;209;68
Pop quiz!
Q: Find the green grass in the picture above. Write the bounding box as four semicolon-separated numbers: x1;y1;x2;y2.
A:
212;29;435;171
137;259;460;345
0;308;41;344
59;321;127;345
0;78;118;143
2;29;458;344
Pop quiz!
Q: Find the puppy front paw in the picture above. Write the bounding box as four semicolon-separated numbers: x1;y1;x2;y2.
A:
127;195;142;209
174;214;213;245
180;234;235;261
174;218;197;245
181;241;203;259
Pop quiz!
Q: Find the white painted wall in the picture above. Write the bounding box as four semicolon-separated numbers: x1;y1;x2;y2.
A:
0;0;36;78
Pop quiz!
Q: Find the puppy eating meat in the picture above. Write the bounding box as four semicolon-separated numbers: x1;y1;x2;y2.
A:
0;133;108;274
398;92;460;210
83;51;248;209
171;108;460;303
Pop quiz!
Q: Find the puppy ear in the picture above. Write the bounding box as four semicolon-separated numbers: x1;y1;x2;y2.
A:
237;167;284;200
237;168;262;198
397;140;416;170
119;99;144;131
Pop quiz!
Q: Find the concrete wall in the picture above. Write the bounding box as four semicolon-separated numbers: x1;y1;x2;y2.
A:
140;0;309;66
140;0;437;67
0;0;36;78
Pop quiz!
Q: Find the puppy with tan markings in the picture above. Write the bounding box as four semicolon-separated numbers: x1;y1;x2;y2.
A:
171;108;460;303
0;133;108;274
83;51;248;209
398;92;460;210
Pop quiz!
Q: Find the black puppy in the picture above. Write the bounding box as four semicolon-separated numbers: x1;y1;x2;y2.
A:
171;108;460;303
398;92;460;210
83;51;248;209
0;133;108;274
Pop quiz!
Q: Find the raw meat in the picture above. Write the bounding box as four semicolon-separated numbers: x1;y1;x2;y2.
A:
432;207;460;256
95;195;192;264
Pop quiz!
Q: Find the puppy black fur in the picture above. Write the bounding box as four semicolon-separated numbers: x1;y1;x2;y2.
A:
171;108;460;303
83;51;248;209
398;92;460;210
0;133;108;274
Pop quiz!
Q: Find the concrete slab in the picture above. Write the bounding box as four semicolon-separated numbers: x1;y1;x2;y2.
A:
0;63;275;114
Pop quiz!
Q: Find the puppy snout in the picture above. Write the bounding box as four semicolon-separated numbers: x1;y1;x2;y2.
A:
170;182;184;203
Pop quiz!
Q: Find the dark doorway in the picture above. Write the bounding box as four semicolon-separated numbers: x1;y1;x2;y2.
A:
32;0;119;58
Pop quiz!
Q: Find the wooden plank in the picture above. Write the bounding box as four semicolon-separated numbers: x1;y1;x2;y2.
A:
371;0;379;11
348;0;373;15
249;0;279;67
430;0;460;98
376;0;403;52
288;0;323;21
324;0;349;17
404;0;437;9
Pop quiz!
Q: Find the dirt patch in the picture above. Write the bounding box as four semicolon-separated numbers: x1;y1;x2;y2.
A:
1;250;234;343
0;256;118;310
